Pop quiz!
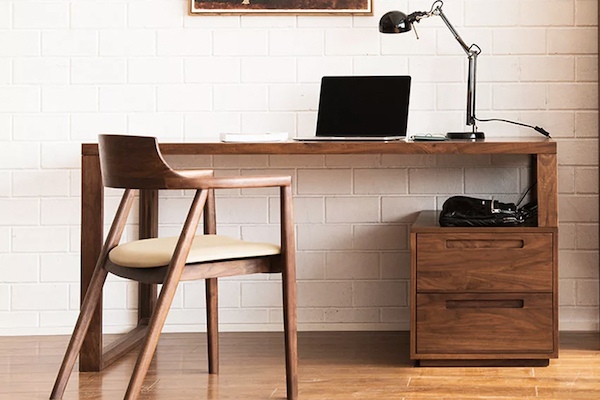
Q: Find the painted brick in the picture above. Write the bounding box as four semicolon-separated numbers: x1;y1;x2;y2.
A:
13;2;69;29
409;168;463;194
71;113;128;141
13;115;69;141
0;172;9;197
241;282;282;307
520;56;575;82
575;112;599;138
128;1;184;28
575;0;598;26
213;30;268;56
559;140;598;166
296;252;326;280
0;227;9;252
0;31;40;56
577;280;600;306
297;56;352;83
559;195;599;222
41;199;80;226
324;308;379;323
71;2;127;29
575;167;599;193
214;85;267;111
559;251;599;278
325;29;379;56
493;84;547;110
99;30;156;56
185;113;241;138
325;197;379;223
129;58;184;84
12;284;69;311
39;311;78;328
325;252;379;280
99;86;155;112
0;142;40;169
42;31;97;56
493;28;546;54
183;281;240;308
326;155;380;168
0;285;8;311
354;281;407;307
576;56;599;81
559;279;577;306
409;57;464;83
297;281;353;307
548;83;598;110
13;58;69;85
297;169;352;195
576;224;599;250
42;86;98;113
0;199;39;226
12;227;70;253
0;86;40;113
41;142;80;169
40;254;79;283
0;2;9;29
71;58;127;84
465;168;520;194
297;224;352;251
13;171;70;197
381;252;411;280
268;84;319;111
269;29;324;56
240;112;296;135
185;57;240;83
382;196;436;223
353;225;407;250
381;27;437;56
0;312;38;329
548;28;598;55
520;0;574;26
0;254;38;282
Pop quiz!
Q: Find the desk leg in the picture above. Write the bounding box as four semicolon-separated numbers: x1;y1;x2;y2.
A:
79;154;104;372
139;190;158;324
536;154;558;228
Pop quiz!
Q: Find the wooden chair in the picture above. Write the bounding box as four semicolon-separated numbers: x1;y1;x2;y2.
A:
50;134;298;400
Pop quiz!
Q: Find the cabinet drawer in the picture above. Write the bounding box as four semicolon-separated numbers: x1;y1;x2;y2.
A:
416;233;553;292
415;293;554;354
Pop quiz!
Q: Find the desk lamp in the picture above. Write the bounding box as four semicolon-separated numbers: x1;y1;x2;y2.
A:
379;0;484;140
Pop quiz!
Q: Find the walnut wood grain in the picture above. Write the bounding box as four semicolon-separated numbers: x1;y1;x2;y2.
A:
415;293;554;357
65;135;299;400
79;153;104;372
416;232;554;292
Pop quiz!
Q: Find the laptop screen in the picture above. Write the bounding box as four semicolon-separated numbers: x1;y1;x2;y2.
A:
315;76;411;137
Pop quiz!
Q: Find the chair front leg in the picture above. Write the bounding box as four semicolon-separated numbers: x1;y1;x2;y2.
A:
50;266;108;399
205;278;219;374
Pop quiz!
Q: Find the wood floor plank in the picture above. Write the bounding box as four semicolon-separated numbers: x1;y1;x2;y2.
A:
0;332;599;399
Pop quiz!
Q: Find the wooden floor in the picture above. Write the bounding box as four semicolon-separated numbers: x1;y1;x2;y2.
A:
1;331;599;400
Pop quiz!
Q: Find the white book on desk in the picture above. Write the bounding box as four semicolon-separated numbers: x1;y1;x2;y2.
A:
220;132;289;143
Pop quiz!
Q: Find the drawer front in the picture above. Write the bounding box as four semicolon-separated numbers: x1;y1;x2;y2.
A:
415;293;554;354
416;232;553;292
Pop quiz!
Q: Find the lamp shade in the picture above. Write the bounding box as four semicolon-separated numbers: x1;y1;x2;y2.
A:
379;11;412;34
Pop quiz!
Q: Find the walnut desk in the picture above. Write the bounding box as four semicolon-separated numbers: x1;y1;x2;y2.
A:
79;137;557;371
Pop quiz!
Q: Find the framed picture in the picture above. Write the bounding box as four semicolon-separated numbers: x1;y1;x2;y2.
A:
189;0;373;15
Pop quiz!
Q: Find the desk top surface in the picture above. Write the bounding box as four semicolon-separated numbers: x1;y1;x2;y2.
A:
82;137;556;156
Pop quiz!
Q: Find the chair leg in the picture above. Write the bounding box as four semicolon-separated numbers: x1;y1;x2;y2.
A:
50;267;108;399
282;269;298;400
123;273;185;400
206;278;219;374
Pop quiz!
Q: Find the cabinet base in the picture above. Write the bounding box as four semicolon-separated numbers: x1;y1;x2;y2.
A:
415;359;550;367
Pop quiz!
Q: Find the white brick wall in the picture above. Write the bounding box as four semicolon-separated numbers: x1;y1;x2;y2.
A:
0;0;597;335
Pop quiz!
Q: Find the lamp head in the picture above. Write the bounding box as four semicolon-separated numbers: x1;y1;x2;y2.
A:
379;11;413;34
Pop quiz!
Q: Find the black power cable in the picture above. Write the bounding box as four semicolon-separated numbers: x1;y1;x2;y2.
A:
475;117;552;138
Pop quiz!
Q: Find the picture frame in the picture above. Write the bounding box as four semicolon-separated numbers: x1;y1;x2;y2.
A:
189;0;373;15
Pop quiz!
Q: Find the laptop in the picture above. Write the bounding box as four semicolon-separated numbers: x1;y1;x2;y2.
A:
294;75;411;141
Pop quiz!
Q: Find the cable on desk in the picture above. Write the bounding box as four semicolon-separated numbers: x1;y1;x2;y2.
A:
475;117;552;138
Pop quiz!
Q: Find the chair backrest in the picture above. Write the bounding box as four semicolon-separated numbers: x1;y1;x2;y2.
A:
98;134;200;189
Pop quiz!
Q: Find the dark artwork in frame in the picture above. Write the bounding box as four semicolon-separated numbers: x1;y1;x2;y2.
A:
190;0;372;15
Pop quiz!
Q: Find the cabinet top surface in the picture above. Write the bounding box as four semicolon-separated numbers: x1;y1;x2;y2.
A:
83;137;556;156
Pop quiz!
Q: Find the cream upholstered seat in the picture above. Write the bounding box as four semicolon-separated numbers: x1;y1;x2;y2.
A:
109;235;281;268
50;134;298;400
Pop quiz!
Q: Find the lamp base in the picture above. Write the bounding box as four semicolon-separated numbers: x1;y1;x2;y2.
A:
447;131;485;140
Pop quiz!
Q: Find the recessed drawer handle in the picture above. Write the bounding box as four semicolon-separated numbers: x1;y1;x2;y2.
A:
446;299;524;309
445;239;524;249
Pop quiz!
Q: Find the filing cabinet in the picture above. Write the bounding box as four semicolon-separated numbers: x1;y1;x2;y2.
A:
410;211;558;364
